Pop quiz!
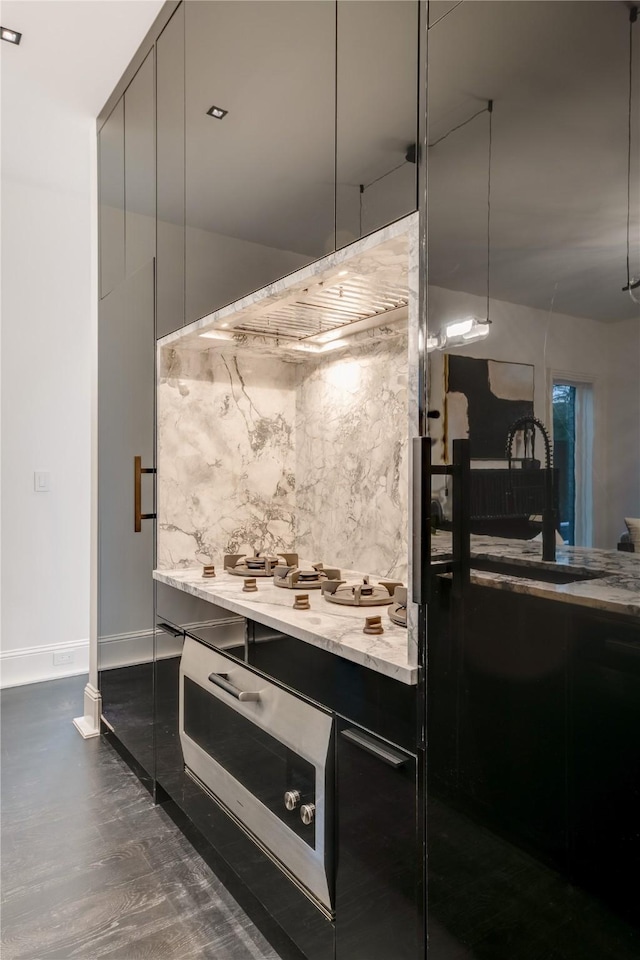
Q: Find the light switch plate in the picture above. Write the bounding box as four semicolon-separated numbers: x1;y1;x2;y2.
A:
34;471;50;492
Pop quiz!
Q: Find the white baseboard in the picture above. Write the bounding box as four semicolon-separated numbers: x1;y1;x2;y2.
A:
0;638;90;689
98;629;155;669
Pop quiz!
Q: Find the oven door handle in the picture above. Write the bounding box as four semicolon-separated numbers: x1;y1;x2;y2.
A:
207;672;261;702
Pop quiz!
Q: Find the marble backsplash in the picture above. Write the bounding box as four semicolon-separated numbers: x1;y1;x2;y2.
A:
158;334;409;581
295;334;409;580
157;347;298;568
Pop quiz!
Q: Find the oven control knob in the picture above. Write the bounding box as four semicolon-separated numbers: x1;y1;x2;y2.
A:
300;803;316;826
284;790;301;811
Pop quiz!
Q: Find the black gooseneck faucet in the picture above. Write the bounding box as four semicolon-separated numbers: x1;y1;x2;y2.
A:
505;416;557;562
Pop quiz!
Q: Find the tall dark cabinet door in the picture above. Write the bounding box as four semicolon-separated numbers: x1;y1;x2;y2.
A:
336;0;419;248
156;4;185;339
184;0;336;324
98;261;155;783
98;98;125;298
125;50;156;277
335;720;421;960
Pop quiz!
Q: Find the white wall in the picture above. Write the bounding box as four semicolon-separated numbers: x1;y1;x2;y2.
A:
1;159;92;686
607;317;640;546
427;285;640;548
0;0;164;689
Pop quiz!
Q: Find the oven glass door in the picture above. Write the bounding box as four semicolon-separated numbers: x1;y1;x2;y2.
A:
183;675;317;846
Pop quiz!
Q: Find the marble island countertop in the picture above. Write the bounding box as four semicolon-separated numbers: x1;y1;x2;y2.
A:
153;566;418;685
431;532;640;619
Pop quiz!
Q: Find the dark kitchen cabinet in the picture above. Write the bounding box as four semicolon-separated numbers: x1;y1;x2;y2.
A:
98;260;156;784
156;4;185;339
184;0;336;324
153;606;421;960
426;576;459;800
429;583;570;867
98;98;125;298
154;619;184;797
335;719;421;960
124;50;155;276
335;0;419;247
569;612;640;923
155;615;335;960
459;588;569;866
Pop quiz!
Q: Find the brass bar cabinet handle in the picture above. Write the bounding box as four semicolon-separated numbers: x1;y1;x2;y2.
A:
134;455;156;532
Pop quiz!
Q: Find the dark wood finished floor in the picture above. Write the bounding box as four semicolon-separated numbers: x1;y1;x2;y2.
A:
0;676;283;960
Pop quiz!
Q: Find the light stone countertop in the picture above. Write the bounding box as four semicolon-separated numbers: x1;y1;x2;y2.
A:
153;566;418;685
431;532;640;620
154;539;638;688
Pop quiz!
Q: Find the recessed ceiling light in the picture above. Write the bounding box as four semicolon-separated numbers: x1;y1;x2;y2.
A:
206;105;228;119
1;26;22;44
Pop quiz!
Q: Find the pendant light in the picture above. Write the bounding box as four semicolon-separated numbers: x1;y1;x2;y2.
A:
623;5;639;303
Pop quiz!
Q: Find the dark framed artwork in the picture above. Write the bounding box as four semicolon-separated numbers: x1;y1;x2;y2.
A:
434;355;535;461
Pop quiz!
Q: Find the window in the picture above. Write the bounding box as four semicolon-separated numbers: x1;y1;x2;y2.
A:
552;380;594;546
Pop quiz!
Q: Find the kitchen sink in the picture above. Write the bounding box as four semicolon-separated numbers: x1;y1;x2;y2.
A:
470;557;604;585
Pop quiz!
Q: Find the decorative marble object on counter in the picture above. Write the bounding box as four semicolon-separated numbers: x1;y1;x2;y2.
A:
157;347;297;569
432;532;640;619
295;333;408;583
153;566;418;685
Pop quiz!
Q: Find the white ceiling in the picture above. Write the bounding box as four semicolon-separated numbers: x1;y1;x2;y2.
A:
0;0;163;192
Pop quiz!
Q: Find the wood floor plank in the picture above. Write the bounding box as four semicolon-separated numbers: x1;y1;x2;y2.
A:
1;676;282;960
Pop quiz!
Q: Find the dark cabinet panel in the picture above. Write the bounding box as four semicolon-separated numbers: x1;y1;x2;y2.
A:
98;261;155;778
429;584;570;865
336;0;419;247
125;50;155;276
155;621;184;795
459;588;569;865
156;4;185;339
184;0;336;323
98;98;125;298
569;614;640;923
336;719;421;960
426;577;459;799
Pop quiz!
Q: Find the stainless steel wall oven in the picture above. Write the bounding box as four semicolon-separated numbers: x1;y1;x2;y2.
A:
179;635;334;916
